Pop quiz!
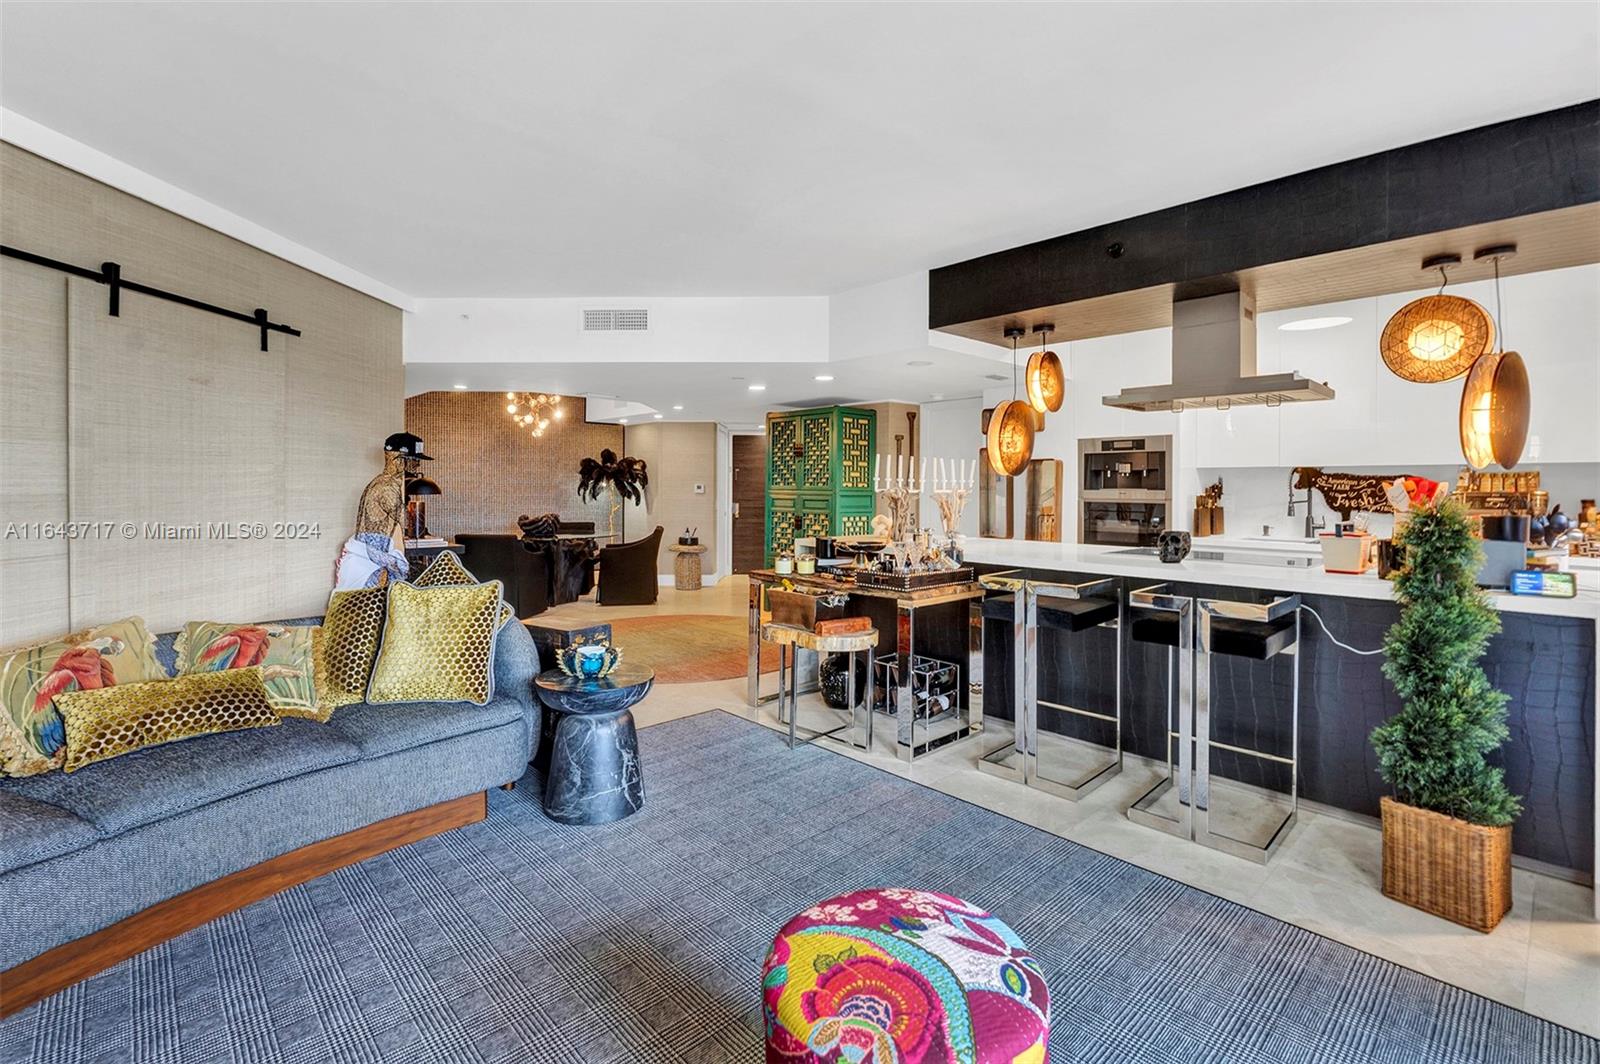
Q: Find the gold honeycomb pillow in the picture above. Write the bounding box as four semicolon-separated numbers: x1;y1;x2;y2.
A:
366;581;501;706
413;550;477;587
0;617;167;778
174;621;321;720
313;586;387;714
413;550;513;626
54;667;280;773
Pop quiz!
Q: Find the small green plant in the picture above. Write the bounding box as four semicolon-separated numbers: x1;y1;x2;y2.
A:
1371;495;1521;827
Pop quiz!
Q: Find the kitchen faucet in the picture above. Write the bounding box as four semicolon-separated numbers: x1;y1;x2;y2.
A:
1287;473;1326;539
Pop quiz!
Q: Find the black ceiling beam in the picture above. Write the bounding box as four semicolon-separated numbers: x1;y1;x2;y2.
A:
928;100;1600;330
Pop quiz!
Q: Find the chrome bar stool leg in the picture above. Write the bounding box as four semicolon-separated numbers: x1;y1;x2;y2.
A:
977;573;1027;783
1192;594;1302;864
1126;585;1195;840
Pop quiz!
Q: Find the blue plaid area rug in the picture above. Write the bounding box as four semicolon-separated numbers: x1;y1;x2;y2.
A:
2;710;1594;1063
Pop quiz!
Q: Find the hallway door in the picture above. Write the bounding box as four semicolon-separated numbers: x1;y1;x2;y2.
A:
731;433;767;573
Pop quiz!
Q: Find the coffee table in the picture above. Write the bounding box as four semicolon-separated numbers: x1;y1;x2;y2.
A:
534;664;654;825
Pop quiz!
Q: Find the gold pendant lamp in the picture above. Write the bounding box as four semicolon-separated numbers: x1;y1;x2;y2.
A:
1458;245;1530;470
1380;255;1494;383
1025;323;1064;413
987;327;1035;477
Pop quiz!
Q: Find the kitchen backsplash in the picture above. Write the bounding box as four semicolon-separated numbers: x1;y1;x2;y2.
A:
1195;463;1600;541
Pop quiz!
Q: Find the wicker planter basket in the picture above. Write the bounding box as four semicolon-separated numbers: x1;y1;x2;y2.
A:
1380;796;1512;932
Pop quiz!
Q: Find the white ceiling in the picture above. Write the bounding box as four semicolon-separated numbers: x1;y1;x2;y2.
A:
405;347;1009;426
3;2;1595;298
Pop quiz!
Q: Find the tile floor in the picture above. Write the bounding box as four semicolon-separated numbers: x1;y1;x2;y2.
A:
537;576;1600;1037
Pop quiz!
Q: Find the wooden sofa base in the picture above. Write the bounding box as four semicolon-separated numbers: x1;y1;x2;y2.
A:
0;790;487;1019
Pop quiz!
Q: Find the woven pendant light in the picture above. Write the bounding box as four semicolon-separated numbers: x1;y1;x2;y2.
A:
1380;256;1494;383
1458;245;1529;470
988;327;1035;476
1025;323;1065;413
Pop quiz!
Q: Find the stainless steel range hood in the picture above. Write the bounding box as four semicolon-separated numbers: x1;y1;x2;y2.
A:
1102;291;1334;411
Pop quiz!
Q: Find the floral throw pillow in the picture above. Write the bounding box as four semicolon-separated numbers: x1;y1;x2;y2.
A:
0;617;166;777
174;621;321;721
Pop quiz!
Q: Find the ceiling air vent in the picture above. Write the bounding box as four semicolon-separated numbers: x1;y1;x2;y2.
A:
582;308;650;332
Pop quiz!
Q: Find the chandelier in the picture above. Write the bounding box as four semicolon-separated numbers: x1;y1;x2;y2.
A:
505;392;564;438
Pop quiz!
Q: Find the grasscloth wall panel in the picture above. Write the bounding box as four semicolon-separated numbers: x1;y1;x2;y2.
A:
622;423;718;575
0;145;402;642
404;392;621;537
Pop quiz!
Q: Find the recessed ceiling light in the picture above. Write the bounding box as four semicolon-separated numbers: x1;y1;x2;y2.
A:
931;394;945;401
814;374;834;382
652;413;663;419
453;383;467;389
907;360;933;367
619;418;628;425
672;404;684;411
1279;316;1353;332
748;384;766;391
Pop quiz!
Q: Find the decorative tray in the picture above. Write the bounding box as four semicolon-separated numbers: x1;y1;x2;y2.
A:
853;567;975;591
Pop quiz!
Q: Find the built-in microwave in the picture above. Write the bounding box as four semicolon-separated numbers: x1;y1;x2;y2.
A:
1078;435;1172;545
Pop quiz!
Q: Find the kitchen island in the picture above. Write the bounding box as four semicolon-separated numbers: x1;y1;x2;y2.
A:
964;538;1597;889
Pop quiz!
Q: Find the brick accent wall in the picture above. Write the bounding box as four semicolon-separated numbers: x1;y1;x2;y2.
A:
405;391;624;537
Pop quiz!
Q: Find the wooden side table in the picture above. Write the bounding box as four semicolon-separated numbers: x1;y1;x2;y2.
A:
668;543;707;590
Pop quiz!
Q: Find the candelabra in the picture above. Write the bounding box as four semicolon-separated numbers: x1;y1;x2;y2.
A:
873;455;978;548
930;458;977;562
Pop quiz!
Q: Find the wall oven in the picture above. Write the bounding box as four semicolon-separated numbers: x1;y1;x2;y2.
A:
1078;434;1172;546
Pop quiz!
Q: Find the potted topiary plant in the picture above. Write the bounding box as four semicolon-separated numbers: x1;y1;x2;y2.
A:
1370;493;1521;932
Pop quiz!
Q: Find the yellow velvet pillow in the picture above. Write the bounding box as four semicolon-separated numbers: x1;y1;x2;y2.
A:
413;550;513;626
313;586;388;714
366;581;501;706
55;668;280;773
413;550;476;587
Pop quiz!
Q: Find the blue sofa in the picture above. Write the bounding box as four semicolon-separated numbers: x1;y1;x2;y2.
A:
0;616;540;987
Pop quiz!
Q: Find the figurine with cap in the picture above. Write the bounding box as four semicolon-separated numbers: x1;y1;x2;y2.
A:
333;432;434;589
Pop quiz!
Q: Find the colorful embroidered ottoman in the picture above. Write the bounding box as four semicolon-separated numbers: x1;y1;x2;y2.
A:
762;888;1049;1063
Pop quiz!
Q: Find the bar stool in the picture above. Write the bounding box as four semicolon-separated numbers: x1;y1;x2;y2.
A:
1192;593;1301;864
1025;576;1123;799
762;623;877;750
1124;584;1196;841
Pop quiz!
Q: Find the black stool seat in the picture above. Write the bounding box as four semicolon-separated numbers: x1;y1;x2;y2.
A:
981;594;1018;621
1038;596;1118;633
1130;611;1296;659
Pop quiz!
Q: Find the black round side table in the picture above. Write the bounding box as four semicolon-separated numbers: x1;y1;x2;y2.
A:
535;664;654;825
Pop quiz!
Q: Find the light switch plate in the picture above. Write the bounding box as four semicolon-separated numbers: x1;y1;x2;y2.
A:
693;483;706;494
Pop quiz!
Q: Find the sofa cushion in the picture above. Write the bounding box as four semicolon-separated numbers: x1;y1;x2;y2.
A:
4;717;360;837
329;695;524;760
0;791;100;875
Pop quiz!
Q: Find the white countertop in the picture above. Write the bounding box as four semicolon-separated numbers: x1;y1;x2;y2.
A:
962;538;1600;620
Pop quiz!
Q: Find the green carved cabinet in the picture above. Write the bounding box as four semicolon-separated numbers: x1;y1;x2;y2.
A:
764;405;876;565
